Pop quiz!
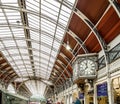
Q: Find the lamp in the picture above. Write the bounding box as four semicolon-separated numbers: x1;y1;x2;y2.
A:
66;34;71;50
53;72;56;76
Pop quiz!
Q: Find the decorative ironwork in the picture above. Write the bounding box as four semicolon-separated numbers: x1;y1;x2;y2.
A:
98;56;106;69
109;43;120;63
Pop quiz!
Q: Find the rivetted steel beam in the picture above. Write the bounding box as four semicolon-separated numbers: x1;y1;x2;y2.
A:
5;76;18;88
0;36;59;52
0;46;56;59
73;8;107;50
0;4;66;30
2;72;15;82
57;59;71;77
67;29;89;53
54;65;67;80
109;0;120;18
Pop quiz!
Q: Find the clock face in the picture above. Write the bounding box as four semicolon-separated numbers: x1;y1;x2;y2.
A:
79;59;96;75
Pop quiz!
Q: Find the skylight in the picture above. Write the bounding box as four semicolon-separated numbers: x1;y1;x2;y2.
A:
0;0;76;96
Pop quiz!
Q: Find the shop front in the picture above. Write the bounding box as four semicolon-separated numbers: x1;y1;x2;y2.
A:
112;77;120;104
97;82;108;104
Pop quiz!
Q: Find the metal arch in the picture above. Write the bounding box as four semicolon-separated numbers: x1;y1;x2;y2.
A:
0;70;12;77
62;43;75;56
0;46;56;59
109;0;120;18
73;8;111;69
1;71;15;80
73;8;107;50
5;76;18;89
0;36;58;52
54;65;68;80
5;53;54;64
0;4;66;30
0;37;74;57
0;24;61;46
67;29;89;53
57;59;72;77
2;73;17;83
0;63;9;69
8;59;53;68
59;52;70;63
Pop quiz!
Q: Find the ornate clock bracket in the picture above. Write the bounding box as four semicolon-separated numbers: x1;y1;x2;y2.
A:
77;79;94;91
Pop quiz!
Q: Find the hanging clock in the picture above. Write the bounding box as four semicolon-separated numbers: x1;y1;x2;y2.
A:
72;53;98;82
79;58;97;77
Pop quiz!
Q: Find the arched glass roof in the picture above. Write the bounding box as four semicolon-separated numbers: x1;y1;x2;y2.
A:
0;0;75;96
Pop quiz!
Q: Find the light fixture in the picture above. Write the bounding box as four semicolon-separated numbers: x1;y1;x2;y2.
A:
66;34;71;50
53;72;56;75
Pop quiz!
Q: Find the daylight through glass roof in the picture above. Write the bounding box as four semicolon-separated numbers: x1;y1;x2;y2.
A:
0;0;75;96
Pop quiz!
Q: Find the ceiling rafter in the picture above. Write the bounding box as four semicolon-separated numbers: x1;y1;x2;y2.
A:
0;36;58;52
18;0;36;78
56;59;71;77
0;4;66;30
55;1;114;85
109;0;120;18
73;8;107;50
67;29;89;53
3;73;17;83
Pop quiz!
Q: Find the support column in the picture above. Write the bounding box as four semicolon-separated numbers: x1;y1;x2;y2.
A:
93;82;97;104
107;75;114;104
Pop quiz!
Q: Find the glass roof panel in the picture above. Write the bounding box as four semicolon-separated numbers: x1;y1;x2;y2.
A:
3;40;16;47
0;0;76;97
26;0;39;12
25;80;46;95
0;9;7;23
16;40;27;47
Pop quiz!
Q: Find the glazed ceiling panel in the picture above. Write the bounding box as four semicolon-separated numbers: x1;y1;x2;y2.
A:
0;0;76;96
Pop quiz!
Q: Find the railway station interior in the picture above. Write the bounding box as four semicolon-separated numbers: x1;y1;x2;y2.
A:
0;0;120;104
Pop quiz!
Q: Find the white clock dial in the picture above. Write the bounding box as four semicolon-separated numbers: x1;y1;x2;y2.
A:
79;59;96;75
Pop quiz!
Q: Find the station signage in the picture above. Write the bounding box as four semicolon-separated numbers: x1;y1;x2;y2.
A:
97;82;108;97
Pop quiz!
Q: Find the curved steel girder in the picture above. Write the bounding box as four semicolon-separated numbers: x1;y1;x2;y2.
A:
5;76;18;89
54;7;108;84
0;68;13;77
3;73;18;82
54;65;68;80
2;73;17;83
57;59;71;77
0;25;61;45
62;43;75;56
74;8;107;50
0;40;74;61
73;8;111;68
0;4;66;30
16;78;53;91
56;79;62;85
0;46;56;59
109;0;120;18
5;53;54;64
10;64;52;73
8;59;53;68
0;36;58;52
0;63;10;69
67;29;89;53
